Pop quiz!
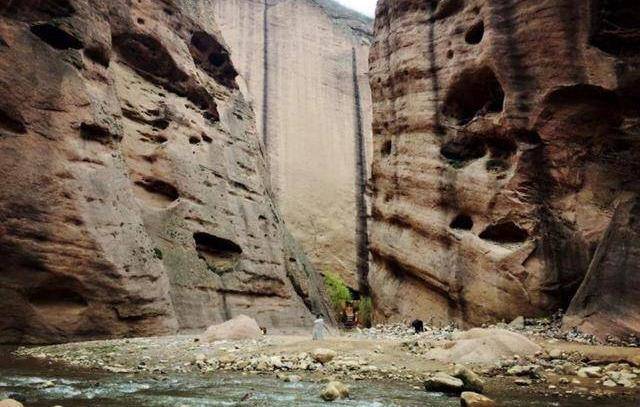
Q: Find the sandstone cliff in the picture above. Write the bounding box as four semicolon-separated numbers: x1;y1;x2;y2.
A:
369;0;640;336
180;0;374;291
0;0;329;344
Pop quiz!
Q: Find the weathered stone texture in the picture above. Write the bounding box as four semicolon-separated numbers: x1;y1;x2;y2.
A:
180;0;374;289
368;0;640;333
0;0;327;343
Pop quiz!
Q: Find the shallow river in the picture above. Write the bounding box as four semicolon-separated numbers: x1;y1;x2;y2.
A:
0;348;636;406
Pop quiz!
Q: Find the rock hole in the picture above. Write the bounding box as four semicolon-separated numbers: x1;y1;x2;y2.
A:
84;46;110;67
30;23;83;50
113;33;188;84
189;31;238;89
134;177;179;207
381;139;392;156
0;107;27;134
201;133;212;143
433;0;464;20
479;221;528;244
442;66;505;125
486;136;517;159
465;20;484;44
447;49;454;59
5;0;75;19
440;135;486;167
80;123;118;144
193;232;242;274
486;159;510;173
513;129;542;146
450;214;473;230
590;0;640;57
189;136;201;145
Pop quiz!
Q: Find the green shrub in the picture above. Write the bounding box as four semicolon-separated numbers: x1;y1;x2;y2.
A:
358;296;373;328
153;247;163;260
324;272;352;313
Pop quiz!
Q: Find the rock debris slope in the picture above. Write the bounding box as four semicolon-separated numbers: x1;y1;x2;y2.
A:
180;0;374;291
0;0;328;344
368;0;640;337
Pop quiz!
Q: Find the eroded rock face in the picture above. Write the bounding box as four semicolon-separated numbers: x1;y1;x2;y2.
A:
369;0;640;330
0;0;327;344
564;193;640;339
179;0;374;290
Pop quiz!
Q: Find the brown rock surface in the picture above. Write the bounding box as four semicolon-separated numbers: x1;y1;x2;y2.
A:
180;0;374;290
0;0;328;344
564;193;640;339
368;0;640;330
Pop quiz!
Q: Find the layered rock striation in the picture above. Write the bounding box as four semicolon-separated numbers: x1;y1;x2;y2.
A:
0;0;328;344
180;0;374;290
369;0;640;335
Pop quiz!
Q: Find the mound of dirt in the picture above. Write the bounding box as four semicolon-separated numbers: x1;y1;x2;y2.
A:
425;328;542;364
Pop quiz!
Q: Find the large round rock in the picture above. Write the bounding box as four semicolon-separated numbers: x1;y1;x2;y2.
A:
201;315;262;342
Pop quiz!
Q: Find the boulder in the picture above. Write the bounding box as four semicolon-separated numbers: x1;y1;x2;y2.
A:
508;316;525;330
577;366;602;378
0;400;23;407
424;372;464;394
202;315;262;342
460;392;495;407
320;381;349;401
311;348;337;364
425;329;542;364
506;365;541;379
453;366;485;393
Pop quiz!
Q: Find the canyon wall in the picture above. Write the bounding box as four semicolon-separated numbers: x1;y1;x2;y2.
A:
369;0;640;337
180;0;374;290
0;0;329;344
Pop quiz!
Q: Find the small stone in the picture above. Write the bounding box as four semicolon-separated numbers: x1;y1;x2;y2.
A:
284;374;301;383
548;349;562;359
514;378;532;386
602;380;617;387
311;348;337;364
424;372;464;394
508;316;525;330
460;391;495;407
453;366;484;393
506;365;540;378
321;381;349;401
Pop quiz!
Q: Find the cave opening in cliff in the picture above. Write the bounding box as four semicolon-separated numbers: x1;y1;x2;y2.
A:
133;177;179;206
28;287;88;316
113;33;188;84
80;123;119;145
190;31;238;89
450;214;473;230
479;221;529;244
465;20;484;44
0;107;27;134
193;232;242;274
590;0;640;57
30;23;83;50
442;66;505;125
